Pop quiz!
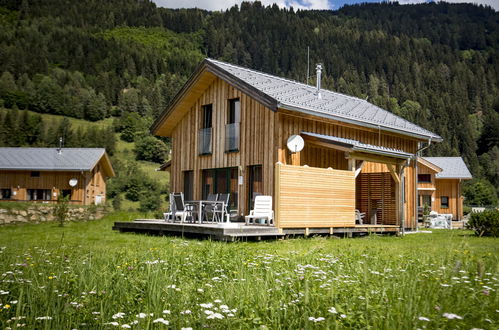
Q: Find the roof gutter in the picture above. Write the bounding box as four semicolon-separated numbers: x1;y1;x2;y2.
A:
278;103;443;142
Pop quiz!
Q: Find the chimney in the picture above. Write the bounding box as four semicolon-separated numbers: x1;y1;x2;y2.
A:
316;64;322;99
57;137;63;154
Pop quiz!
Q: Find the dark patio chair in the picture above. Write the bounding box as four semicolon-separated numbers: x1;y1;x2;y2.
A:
202;193;219;222
214;193;230;222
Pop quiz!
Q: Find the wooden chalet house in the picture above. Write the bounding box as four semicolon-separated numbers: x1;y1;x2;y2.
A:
417;157;472;220
0;148;114;205
151;59;443;231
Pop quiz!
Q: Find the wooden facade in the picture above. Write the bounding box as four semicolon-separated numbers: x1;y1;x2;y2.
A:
417;161;465;220
154;62;437;230
0;158;112;205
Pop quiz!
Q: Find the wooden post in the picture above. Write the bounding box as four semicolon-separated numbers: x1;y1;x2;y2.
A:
290;151;300;166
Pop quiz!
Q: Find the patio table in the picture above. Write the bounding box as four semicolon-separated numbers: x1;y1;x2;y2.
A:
186;200;225;223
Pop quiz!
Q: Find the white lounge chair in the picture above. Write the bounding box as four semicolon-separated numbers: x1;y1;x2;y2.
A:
245;195;274;226
355;209;366;224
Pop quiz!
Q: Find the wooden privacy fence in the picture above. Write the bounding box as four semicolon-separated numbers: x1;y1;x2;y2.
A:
274;163;355;228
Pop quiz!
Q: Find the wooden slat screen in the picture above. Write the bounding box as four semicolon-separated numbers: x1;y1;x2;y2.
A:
275;163;355;228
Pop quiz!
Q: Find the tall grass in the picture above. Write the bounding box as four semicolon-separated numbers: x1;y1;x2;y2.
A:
0;213;497;329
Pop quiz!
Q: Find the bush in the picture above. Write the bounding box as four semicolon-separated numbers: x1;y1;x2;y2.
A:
134;135;169;163
112;195;122;211
138;193;162;213
467;209;499;237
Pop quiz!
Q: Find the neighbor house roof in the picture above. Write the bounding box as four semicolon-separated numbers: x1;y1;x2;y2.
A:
0;148;115;176
301;132;414;159
422;157;472;179
151;58;443;142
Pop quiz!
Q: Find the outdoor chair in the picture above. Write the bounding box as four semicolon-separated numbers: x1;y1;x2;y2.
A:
163;193;175;222
245;195;274;226
355;209;366;225
202;193;219;223
172;193;194;223
214;193;230;222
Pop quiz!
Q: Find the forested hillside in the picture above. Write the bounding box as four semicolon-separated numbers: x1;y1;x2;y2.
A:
0;0;497;205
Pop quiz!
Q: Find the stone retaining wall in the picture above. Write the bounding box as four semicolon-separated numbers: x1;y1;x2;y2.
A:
0;206;105;225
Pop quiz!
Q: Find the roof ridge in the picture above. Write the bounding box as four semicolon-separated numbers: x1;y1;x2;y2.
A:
207;58;363;102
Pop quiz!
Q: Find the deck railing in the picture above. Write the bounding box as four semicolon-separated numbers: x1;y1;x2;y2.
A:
198;127;212;155
225;122;240;152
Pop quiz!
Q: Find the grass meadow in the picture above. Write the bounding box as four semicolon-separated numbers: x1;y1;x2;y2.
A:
0;213;497;329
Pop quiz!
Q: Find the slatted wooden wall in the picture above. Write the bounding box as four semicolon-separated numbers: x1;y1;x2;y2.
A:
275;163;355;228
434;179;462;220
356;172;397;225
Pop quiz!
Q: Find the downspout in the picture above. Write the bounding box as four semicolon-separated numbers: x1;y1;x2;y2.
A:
413;138;432;232
399;158;410;235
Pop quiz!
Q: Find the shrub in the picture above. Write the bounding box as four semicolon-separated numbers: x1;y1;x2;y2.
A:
134;135;169;163
112;195;122;211
467;209;499;237
138;193;161;213
53;195;70;227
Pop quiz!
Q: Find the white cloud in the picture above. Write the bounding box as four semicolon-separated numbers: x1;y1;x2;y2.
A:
152;0;332;11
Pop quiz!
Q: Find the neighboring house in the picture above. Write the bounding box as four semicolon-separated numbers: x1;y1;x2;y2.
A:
0;148;114;205
417;157;472;220
151;58;442;230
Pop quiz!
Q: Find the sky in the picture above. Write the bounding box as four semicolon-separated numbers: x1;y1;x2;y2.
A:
152;0;498;11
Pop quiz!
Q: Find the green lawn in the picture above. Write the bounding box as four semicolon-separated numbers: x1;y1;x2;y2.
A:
0;215;497;329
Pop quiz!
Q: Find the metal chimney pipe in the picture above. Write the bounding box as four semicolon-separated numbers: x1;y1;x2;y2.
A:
316;64;322;99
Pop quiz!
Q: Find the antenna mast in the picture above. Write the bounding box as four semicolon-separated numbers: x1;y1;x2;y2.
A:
306;46;310;85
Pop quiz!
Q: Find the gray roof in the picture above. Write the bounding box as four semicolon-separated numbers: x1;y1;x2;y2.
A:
207;58;442;142
0;148;107;172
422;157;472;179
301;132;413;159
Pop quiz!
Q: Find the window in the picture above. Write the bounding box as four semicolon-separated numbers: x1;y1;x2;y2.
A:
61;189;72;199
417;174;431;183
31;171;40;177
199;104;213;155
27;189;52;201
227;98;240;124
0;189;11;200
202;104;212;129
202;167;238;212
183;171;194;201
226;98;240;152
441;196;449;209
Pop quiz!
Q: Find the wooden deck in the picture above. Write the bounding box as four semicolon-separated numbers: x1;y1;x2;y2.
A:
112;219;400;241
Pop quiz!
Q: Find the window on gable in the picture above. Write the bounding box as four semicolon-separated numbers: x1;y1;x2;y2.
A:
417;174;431;183
226;98;240;152
31;171;40;178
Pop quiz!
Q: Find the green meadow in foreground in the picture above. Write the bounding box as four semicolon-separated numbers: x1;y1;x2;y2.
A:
0;213;497;329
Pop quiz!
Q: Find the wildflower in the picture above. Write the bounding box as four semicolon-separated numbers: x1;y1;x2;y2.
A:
4;304;11;309
121;325;131;329
482;290;489;296
442;313;463;320
136;313;148;318
197;288;204;293
214;299;222;303
92;312;100;315
418;316;430;321
162;310;171;314
199;303;213;308
181;328;193;330
104;322;119;326
440;284;451;287
35;316;52;320
0;290;9;295
112;312;125;319
180;310;192;315
153;318;169;325
207;312;224;319
340;314;347;318
308;317;325;322
328;307;337;314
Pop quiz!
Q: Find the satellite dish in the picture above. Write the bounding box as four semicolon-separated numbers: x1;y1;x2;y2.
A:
69;178;78;187
287;135;305;153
